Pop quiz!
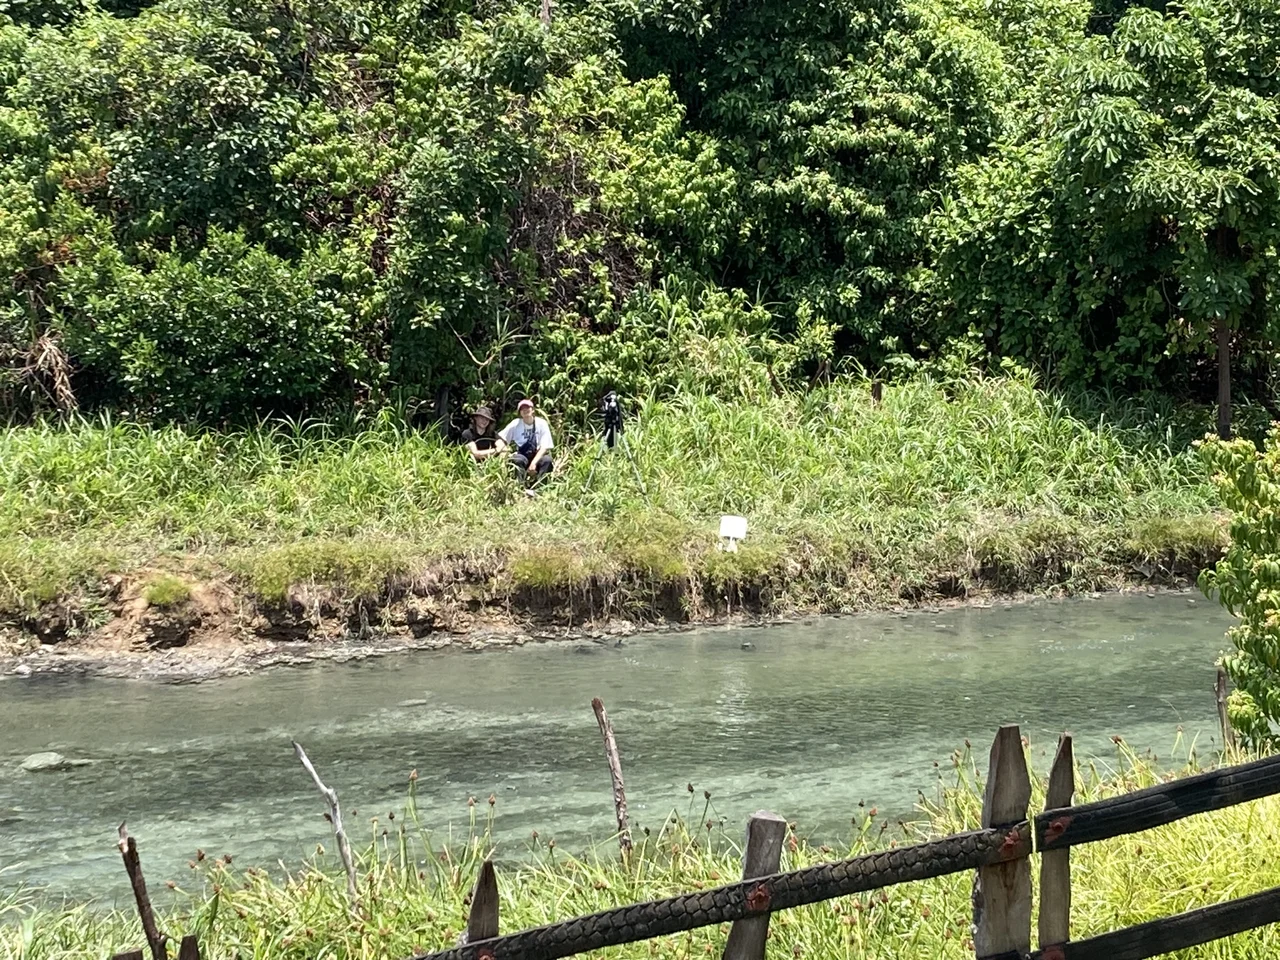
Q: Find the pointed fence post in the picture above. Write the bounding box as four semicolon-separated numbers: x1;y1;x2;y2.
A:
1038;734;1075;953
973;725;1032;959
722;811;787;960
464;860;499;945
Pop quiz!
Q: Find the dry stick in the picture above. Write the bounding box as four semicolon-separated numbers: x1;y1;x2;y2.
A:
176;935;201;960
1039;734;1075;951
292;740;360;906
117;824;166;960
722;811;787;960
591;697;632;856
1216;668;1238;751
465;860;500;945
973;725;1032;959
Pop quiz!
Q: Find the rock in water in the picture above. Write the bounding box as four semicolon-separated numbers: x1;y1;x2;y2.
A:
18;752;91;772
20;752;67;772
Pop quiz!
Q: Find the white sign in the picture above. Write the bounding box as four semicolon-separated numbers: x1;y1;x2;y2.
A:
718;515;747;551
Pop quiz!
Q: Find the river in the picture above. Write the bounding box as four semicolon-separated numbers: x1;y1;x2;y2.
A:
0;592;1231;905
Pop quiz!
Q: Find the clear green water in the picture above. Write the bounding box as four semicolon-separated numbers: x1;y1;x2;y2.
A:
0;592;1231;904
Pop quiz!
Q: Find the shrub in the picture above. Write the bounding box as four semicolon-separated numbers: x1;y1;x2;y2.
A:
1199;427;1280;747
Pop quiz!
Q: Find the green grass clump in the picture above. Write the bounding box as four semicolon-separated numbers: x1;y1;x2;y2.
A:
0;370;1220;614
141;574;191;608
230;540;411;603
2;742;1277;959
509;545;606;590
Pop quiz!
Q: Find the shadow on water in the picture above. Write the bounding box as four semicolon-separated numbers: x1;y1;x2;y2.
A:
0;592;1231;904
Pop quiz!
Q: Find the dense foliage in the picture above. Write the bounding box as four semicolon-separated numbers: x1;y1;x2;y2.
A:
0;0;1276;423
1201;429;1280;747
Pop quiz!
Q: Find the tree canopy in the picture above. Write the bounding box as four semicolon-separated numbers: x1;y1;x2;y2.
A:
0;0;1276;423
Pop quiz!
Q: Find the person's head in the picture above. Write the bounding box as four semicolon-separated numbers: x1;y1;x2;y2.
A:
517;398;535;424
471;406;495;435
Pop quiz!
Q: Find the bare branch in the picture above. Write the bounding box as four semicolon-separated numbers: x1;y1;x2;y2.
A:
293;740;360;907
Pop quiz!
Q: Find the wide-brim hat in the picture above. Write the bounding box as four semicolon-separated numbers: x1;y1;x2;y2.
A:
470;405;495;422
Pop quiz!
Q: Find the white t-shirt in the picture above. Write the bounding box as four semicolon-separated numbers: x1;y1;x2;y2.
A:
499;416;554;453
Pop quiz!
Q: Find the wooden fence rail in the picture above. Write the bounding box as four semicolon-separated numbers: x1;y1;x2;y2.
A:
411;725;1280;960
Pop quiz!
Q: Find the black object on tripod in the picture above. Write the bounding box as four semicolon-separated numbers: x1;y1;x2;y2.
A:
586;391;646;494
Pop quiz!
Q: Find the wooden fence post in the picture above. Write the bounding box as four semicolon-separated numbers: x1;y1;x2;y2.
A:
722;811;787;960
117;824;166;960
973;725;1032;959
592;697;632;856
1038;734;1074;953
1216;668;1238;750
465;860;499;945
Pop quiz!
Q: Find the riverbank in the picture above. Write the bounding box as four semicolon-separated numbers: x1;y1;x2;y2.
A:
0;372;1226;679
3;745;1276;959
0;585;1211;682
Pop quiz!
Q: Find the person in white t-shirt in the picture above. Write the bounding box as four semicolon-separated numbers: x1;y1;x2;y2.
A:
499;398;554;487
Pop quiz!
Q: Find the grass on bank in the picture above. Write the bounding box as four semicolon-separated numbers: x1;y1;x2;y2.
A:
0;369;1224;617
2;740;1277;959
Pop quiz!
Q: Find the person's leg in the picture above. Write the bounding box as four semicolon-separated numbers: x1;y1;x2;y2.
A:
533;457;553;484
510;453;530;481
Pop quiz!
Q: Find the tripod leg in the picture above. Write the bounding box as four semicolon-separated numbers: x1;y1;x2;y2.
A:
619;433;647;496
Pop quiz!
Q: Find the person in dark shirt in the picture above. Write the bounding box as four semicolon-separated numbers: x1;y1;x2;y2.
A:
460;405;505;463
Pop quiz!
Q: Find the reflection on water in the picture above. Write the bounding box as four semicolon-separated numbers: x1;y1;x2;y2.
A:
0;592;1231;903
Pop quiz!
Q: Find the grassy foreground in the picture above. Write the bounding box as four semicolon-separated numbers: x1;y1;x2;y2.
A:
3;742;1277;959
0;370;1223;630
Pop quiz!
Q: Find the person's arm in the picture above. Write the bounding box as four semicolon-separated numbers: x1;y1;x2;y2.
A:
529;421;553;469
469;441;502;461
493;437;508;455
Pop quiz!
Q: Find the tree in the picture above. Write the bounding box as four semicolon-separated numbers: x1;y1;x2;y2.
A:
615;0;1009;367
937;0;1280;418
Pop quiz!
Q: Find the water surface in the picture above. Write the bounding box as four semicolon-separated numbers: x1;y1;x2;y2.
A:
0;592;1231;903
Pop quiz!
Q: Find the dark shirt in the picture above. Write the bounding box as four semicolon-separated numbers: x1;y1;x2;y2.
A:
461;427;496;451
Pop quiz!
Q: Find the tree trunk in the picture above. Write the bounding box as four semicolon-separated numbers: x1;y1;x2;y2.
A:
1217;314;1232;440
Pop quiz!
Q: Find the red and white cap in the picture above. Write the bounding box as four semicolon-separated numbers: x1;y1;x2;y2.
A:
517;398;534;412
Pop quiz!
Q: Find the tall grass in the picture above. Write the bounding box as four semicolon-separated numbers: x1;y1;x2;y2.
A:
0;371;1219;613
2;742;1277;959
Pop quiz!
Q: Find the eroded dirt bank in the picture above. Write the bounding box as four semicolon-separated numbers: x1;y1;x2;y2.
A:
0;548;1211;682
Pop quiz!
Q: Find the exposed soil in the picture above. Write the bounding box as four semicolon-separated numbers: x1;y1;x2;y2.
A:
0;557;1207;683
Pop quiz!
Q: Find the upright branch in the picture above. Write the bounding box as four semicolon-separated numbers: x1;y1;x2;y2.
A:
117;824;166;960
292;740;360;906
1216;668;1238;751
591;697;632;856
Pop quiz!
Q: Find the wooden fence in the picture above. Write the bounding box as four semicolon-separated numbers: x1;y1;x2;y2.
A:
409;724;1280;960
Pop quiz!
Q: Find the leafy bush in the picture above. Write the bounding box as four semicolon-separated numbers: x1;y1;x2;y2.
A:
1199;428;1280;747
58;230;367;420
